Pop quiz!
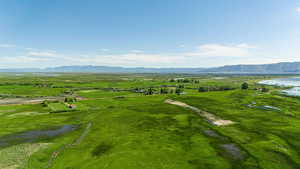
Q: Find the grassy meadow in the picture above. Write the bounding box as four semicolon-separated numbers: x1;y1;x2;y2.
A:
0;73;299;169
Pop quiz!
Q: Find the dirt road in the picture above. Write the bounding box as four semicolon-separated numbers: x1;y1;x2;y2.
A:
165;99;234;126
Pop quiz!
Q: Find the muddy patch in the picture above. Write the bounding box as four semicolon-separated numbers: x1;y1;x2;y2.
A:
220;143;245;160
202;128;246;161
0;125;76;148
245;102;281;112
203;129;221;138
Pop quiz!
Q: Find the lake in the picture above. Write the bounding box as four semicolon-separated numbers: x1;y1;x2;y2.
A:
259;77;300;96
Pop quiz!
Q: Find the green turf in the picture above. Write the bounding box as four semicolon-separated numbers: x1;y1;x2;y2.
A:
0;73;299;169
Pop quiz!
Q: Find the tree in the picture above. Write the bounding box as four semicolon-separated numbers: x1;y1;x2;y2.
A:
241;82;249;90
146;88;154;95
198;87;207;92
41;100;49;107
169;89;174;94
261;87;269;92
160;88;168;94
182;79;190;83
64;97;76;103
175;88;183;95
178;85;185;89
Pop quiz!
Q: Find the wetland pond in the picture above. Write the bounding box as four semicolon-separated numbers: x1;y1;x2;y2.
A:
0;124;76;148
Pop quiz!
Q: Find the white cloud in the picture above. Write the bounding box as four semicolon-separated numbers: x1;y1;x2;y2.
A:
100;48;110;52
0;42;266;68
179;44;185;48
0;44;16;48
24;48;36;51
1;56;50;65
298;7;300;12
186;43;255;57
27;51;58;57
129;50;144;53
64;53;186;67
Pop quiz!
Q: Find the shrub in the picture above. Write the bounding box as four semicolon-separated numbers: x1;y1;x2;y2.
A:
92;143;112;157
64;97;77;103
261;87;269;92
241;82;249;90
198;87;207;92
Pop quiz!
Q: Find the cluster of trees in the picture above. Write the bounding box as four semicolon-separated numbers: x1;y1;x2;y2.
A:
169;79;200;83
0;82;54;87
253;86;269;92
34;83;53;88
241;82;269;92
198;86;235;92
197;82;269;93
142;81;270;95
41;97;77;107
144;87;183;95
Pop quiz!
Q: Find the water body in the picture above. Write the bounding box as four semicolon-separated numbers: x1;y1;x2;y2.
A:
0;125;76;148
259;77;300;96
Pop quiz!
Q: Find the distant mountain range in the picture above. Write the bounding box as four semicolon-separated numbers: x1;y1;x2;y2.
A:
198;62;300;74
2;62;300;74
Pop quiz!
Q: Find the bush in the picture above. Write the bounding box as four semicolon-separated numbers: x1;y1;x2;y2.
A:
241;82;249;90
175;88;183;95
198;87;208;92
64;97;77;103
41;100;49;107
261;87;269;92
178;85;185;89
198;86;235;92
92;143;112;157
145;88;154;95
160;88;169;94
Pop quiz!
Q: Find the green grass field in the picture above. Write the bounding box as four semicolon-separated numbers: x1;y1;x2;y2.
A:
0;73;299;169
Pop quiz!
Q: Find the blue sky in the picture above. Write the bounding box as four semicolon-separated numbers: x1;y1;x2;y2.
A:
1;0;300;68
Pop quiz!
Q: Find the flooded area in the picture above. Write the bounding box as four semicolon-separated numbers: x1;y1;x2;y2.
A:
245;102;281;111
0;125;76;148
202;128;246;160
259;77;300;96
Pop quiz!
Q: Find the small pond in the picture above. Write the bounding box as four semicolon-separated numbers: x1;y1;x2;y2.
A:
0;124;76;148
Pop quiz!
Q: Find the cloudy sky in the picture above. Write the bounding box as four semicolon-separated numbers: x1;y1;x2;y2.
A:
1;0;300;68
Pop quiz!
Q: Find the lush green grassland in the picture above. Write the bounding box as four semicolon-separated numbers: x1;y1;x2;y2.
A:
0;73;299;169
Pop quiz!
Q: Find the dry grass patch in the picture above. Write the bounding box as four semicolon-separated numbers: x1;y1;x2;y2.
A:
0;143;50;169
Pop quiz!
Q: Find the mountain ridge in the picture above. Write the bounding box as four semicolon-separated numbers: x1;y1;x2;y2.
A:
1;62;300;74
